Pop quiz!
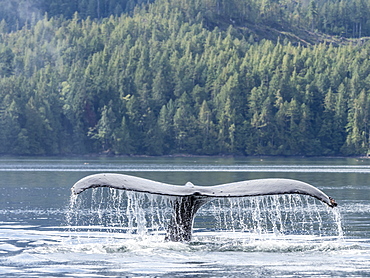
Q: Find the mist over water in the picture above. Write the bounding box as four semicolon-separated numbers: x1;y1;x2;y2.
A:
1;156;370;277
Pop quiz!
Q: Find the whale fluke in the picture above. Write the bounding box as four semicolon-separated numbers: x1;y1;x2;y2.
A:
71;173;337;241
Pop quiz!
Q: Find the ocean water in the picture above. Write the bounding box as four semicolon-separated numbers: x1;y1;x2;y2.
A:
0;156;369;277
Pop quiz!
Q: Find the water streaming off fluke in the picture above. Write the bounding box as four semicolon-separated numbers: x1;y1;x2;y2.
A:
67;188;343;243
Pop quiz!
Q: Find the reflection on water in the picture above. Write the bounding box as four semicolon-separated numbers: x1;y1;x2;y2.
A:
1;156;370;174
0;157;370;277
4;162;370;173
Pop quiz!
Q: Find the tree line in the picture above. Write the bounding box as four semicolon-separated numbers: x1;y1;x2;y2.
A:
0;0;370;156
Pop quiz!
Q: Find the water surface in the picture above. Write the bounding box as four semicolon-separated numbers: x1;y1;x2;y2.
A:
0;156;369;277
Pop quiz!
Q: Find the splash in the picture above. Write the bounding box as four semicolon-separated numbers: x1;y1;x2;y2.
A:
67;188;174;239
201;195;342;238
67;188;343;241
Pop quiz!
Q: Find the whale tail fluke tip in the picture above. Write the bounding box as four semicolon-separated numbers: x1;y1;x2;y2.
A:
329;197;338;207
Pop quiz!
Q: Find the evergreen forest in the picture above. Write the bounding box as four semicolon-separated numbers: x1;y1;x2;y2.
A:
0;0;370;156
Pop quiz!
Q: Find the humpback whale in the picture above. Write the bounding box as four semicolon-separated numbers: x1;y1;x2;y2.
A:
71;174;337;242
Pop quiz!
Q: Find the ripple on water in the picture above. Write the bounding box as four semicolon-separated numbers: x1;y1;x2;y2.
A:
1;225;369;278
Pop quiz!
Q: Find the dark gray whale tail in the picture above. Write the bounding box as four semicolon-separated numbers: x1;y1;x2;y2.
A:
71;174;337;242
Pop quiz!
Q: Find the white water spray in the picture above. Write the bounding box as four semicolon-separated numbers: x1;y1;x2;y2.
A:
198;195;342;238
67;188;343;241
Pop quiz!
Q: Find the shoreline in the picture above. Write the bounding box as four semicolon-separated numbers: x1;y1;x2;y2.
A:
0;153;368;160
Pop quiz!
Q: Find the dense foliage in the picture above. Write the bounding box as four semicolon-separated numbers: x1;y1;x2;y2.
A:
0;0;370;156
1;0;370;38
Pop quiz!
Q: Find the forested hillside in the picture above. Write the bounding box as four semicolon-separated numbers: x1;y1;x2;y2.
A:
0;0;370;156
1;0;370;39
